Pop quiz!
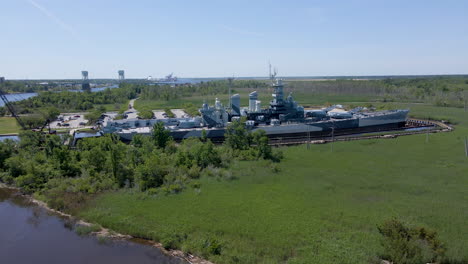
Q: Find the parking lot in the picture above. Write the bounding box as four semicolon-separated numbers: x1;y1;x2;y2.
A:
152;109;189;119
152;110;166;119
50;113;89;129
171;109;189;118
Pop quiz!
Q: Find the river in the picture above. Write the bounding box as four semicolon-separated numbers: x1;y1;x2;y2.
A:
0;187;185;264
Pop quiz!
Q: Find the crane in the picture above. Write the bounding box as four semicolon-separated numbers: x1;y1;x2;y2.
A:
0;77;26;130
0;77;55;134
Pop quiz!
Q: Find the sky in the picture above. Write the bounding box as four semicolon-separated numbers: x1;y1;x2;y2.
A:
1;0;467;79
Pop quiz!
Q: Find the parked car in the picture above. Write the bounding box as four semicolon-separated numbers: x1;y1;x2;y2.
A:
62;123;70;127
79;122;86;126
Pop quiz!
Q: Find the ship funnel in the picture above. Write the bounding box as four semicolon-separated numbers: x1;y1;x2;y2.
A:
249;91;257;112
231;94;240;116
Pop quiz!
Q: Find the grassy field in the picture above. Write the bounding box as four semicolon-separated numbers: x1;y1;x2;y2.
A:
79;105;468;263
0;117;20;134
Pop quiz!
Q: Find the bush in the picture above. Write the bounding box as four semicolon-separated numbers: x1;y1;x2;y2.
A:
377;219;446;264
161;233;187;250
203;237;223;256
138;109;154;119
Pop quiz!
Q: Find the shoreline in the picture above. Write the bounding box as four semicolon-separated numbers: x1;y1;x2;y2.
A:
0;183;214;264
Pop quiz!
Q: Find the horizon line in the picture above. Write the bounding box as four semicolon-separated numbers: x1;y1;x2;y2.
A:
3;73;468;81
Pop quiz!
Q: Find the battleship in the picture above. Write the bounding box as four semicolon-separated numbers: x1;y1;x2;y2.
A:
102;76;409;142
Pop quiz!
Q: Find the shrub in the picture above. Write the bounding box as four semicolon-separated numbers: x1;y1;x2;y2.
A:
138;109;154;119
203;237;223;256
161;233;187;250
377;219;446;264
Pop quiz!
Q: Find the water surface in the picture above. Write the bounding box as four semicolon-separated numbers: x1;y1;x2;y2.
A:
0;188;185;264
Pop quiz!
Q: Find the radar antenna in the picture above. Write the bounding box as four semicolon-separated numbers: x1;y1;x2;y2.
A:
227;76;235;111
269;62;277;82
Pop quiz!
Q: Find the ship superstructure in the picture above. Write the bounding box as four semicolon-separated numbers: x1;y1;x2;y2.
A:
243;79;304;124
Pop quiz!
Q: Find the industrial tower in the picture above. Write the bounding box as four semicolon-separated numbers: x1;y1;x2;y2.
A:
81;71;91;91
118;70;125;81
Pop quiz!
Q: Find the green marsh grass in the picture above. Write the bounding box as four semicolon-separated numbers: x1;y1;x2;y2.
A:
79;105;468;263
0;117;20;134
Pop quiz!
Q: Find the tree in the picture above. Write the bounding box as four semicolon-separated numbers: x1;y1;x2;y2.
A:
177;138;221;169
0;140;16;170
22;114;46;129
251;129;272;159
44;107;60;121
19;130;45;149
224;120;251;150
138;109;154;119
135;155;165;191
151;122;171;149
85;110;102;125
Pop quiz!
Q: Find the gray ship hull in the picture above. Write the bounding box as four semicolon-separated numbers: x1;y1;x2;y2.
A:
115;110;408;142
358;110;408;127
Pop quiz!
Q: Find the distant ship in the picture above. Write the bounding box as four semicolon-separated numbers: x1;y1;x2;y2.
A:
158;73;178;82
103;75;409;142
146;73;177;82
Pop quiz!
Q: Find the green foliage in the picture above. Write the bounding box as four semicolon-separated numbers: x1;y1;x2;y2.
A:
136;80;267;102
21;114;46;129
151;122;171;148
85;110;102;124
75;224;101;236
135;153;166;191
202;237;223;256
377;219;446;264
288;76;468;108
138;109;153;119
44;107;60;121
251;130;272;159
176;138;222;169
182;103;200;117
78;104;468;264
224;120;251;150
161;233;187;250
0;140;15;170
11;85;138;113
224;122;282;162
164;108;175;118
19;130;45;150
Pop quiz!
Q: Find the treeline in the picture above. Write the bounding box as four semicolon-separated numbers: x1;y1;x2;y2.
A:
0;121;282;211
2;80;265;119
136;80;268;101
5;80;267;113
8;87;139;114
1;80;121;93
1;80;57;93
287;76;468;107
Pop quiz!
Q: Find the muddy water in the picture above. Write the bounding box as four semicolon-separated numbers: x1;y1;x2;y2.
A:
0;188;185;264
